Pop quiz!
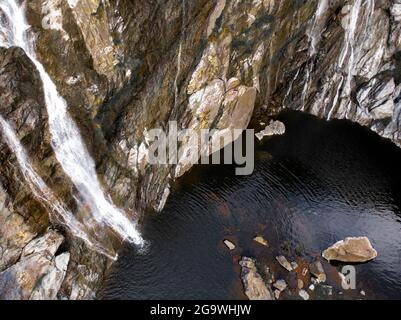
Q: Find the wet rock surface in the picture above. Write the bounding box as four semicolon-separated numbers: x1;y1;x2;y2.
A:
322;237;378;263
239;257;274;300
0;230;68;300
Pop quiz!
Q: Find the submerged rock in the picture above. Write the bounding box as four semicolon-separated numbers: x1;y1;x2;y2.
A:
239;257;273;300
297;279;304;289
286;271;298;290
255;120;286;141
322;237;378;263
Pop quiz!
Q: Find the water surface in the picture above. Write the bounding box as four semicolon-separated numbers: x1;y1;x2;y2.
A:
102;111;401;300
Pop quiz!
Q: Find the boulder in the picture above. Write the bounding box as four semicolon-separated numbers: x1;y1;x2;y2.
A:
322;237;378;263
276;255;293;271
239;257;273;300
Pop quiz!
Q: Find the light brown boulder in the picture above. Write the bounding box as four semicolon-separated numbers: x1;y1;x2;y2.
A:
239;257;273;300
322;237;377;263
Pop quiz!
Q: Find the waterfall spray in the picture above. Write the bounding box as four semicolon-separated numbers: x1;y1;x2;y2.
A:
0;0;144;249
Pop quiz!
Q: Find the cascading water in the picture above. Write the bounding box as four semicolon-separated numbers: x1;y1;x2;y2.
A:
301;0;329;109
0;0;143;249
327;0;374;120
0;115;118;260
295;0;376;120
308;0;329;57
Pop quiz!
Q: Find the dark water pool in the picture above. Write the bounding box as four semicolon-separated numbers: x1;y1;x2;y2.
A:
102;111;401;300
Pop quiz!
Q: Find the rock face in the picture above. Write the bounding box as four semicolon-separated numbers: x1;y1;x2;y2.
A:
0;231;69;300
239;257;273;300
1;0;400;300
0;45;109;300
322;237;378;263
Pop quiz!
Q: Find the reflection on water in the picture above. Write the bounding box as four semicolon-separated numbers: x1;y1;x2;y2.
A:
102;111;401;300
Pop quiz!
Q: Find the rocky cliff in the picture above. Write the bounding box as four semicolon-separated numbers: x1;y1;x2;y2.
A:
0;0;400;299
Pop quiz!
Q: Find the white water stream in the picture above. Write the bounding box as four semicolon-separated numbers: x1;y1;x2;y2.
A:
327;0;374;120
0;0;143;252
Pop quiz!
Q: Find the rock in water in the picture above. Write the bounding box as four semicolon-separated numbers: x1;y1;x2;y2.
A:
309;260;327;283
299;289;310;300
276;255;293;271
223;239;236;250
255;120;286;140
297;279;304;289
286;271;298;290
239;257;273;300
322;237;378;263
253;236;268;247
273;279;287;292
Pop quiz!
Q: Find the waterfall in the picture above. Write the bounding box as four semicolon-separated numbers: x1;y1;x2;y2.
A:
308;0;329;57
0;115;118;260
327;0;374;120
300;0;329;110
0;0;143;248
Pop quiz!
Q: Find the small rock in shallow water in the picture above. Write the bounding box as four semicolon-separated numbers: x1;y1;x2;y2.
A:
223;239;235;250
299;289;310;300
274;289;281;299
253;236;268;247
360;290;366;296
309;260;326;283
322;237;378;263
276;255;293;271
309;284;315;291
291;261;298;270
273;279;287;292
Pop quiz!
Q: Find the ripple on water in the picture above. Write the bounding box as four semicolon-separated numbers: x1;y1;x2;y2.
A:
102;111;401;300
